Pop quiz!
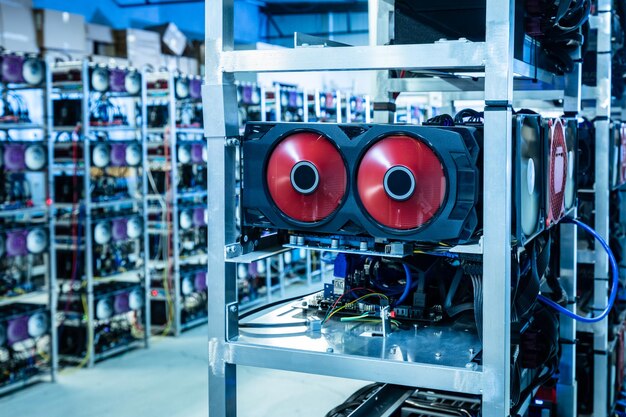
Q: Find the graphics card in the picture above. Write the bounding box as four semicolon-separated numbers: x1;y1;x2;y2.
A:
242;122;478;245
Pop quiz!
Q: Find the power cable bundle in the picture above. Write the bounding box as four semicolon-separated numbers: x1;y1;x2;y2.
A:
525;0;591;74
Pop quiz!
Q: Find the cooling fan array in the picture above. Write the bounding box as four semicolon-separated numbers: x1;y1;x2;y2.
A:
242;117;577;246
93;216;143;245
243;123;480;244
0;303;48;347
0;227;48;257
0;54;45;86
0;142;47;171
92;141;142;168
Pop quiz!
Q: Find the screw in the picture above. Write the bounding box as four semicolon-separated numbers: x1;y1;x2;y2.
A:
326;347;334;353
359;241;368;251
465;362;476;370
469;348;475;356
435;352;442;359
243;235;249;243
229;305;238;313
331;239;339;249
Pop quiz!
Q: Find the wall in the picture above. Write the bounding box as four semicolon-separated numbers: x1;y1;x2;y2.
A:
31;0;261;42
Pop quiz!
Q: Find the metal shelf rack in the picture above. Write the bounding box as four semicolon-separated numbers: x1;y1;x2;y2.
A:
50;60;150;367
145;71;208;337
0;57;56;394
204;2;597;417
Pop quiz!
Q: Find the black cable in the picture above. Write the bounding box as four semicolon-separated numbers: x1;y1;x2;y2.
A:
238;289;321;320
510;361;557;415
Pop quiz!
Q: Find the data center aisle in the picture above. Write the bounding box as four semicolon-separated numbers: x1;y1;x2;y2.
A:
0;324;368;417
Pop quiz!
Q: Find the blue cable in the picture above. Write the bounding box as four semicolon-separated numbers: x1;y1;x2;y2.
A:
537;217;618;323
392;264;412;308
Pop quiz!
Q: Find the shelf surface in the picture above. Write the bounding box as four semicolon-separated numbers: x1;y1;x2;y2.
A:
238;301;481;369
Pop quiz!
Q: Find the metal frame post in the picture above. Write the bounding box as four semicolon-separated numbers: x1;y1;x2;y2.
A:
594;1;613;415
557;38;582;417
140;71;151;345
206;0;238;414
481;1;514;416
169;72;183;336
81;60;96;369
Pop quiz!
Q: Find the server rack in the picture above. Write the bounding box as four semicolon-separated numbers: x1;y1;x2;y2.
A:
51;60;149;367
205;0;596;416
0;56;55;394
145;71;208;336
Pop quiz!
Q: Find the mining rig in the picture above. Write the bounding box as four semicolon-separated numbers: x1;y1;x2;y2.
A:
145;71;208;336
0;51;55;393
204;0;618;414
51;60;149;366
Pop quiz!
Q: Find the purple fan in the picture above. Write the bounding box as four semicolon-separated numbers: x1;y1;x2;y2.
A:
110;143;127;166
7;314;28;345
191;143;204;164
194;271;207;292
289;91;298;108
192;208;206;227
114;292;131;314
189;79;202;100
111;218;128;241
6;230;28;257
109;69;127;93
2;55;25;84
243;86;252;104
4;145;26;171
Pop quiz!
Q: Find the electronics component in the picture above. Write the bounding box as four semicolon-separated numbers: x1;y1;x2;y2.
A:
543;118;568;227
53;99;82;127
54;174;132;203
109;68;141;95
0;302;50;388
278;86;304;122
150;267;208;328
318;91;338;122
147;103;168;128
0;227;48;258
178;207;208;256
1;54;45;86
91;141;142;168
563;117;579;211
0;303;49;346
2;143;47;171
175;77;190;99
237;83;262;125
243;122;480;245
58;282;144;358
326;384;481;417
91;66;110;92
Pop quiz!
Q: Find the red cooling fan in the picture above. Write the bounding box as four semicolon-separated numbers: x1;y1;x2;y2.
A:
546;119;567;226
357;135;446;230
266;132;347;222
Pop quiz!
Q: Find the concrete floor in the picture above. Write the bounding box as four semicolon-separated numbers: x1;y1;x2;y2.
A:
0;324;369;417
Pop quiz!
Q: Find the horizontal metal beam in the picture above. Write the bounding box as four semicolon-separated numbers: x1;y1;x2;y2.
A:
225;342;484;394
387;74;563;93
221;42;486;73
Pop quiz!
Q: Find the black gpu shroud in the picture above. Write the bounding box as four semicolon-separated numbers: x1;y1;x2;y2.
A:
242;122;480;244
